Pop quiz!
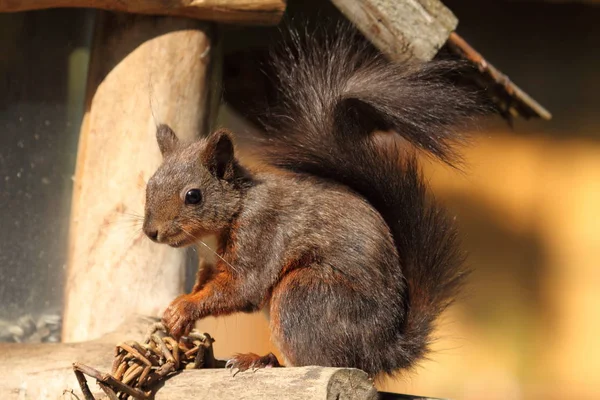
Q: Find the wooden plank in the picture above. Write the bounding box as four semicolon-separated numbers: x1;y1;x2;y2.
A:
62;13;218;342
0;0;285;26
330;0;458;62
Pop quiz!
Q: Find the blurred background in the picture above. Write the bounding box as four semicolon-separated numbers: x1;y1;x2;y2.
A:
1;1;598;399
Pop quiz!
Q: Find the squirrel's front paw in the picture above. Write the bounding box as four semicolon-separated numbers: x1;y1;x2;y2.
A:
162;294;199;339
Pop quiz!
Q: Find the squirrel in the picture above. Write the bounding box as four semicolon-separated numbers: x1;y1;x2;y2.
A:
142;24;484;377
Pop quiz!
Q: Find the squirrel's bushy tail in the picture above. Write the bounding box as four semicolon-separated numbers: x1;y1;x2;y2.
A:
257;24;483;373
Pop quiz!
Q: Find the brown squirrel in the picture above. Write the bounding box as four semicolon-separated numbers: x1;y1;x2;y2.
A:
142;25;483;377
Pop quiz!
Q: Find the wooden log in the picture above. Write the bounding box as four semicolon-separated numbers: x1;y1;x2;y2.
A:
329;0;458;62
0;315;432;400
2;349;377;400
0;313;378;400
0;0;286;26
153;368;378;400
62;13;218;342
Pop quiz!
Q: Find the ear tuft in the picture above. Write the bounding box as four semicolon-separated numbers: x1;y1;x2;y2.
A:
202;129;235;180
156;124;179;156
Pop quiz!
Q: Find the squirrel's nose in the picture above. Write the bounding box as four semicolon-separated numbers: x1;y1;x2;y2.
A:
145;229;159;242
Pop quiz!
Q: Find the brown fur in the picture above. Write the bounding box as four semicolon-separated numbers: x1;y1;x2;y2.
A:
143;24;485;377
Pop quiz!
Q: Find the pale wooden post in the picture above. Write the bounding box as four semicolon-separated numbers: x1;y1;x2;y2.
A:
62;13;218;342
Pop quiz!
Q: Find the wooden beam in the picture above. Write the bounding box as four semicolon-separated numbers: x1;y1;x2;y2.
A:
62;13;219;342
0;0;285;26
329;0;458;62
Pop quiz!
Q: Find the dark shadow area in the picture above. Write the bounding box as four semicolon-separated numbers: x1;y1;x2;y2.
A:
444;0;600;139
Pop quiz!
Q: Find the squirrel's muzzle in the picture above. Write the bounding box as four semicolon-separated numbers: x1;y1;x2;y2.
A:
142;214;160;242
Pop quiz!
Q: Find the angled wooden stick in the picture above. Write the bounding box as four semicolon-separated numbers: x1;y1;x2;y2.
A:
0;0;286;25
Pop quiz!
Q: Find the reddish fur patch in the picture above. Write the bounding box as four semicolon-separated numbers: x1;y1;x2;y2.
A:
269;279;291;364
191;259;216;293
217;216;241;266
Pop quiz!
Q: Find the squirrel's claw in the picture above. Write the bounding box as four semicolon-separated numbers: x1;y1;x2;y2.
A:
225;352;281;377
225;359;241;377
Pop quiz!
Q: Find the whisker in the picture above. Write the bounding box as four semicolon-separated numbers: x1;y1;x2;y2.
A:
123;226;145;248
197;239;241;275
179;225;241;274
104;218;142;226
103;219;144;232
119;211;145;220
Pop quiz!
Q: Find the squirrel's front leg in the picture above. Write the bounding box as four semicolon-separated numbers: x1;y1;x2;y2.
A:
190;258;215;293
163;267;254;339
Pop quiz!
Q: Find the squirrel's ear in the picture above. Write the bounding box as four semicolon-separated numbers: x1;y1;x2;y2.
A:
156;124;179;156
202;129;235;180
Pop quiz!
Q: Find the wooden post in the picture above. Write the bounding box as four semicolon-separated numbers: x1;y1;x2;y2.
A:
330;0;458;62
62;13;218;342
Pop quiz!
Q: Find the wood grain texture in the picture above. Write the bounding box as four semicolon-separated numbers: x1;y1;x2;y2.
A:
330;0;458;62
62;13;217;342
154;367;378;400
0;0;285;25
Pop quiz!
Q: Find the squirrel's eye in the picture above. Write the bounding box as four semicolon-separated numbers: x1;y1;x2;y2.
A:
185;189;202;205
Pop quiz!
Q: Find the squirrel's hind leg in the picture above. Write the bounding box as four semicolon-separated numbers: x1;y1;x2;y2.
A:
269;265;394;376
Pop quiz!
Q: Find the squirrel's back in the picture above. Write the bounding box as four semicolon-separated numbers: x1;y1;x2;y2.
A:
254;23;483;374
